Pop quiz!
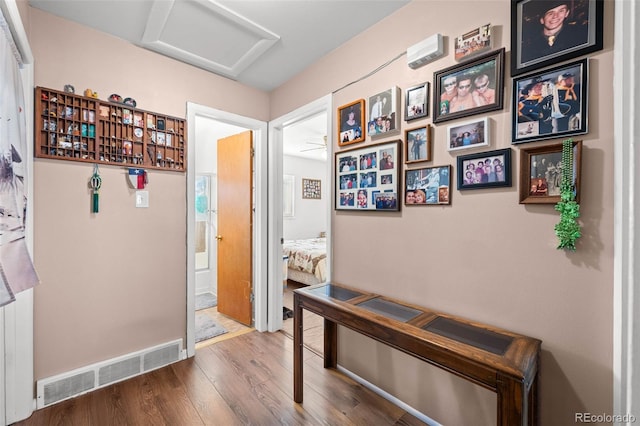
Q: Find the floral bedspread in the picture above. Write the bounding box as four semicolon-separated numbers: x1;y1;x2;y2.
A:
283;237;327;282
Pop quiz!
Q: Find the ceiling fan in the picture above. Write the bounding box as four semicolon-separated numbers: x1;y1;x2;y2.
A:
300;135;327;152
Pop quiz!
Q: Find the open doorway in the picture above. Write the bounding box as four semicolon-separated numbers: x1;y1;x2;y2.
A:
267;95;333;334
186;103;268;357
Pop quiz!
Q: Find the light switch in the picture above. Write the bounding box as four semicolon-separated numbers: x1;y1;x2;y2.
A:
136;190;149;208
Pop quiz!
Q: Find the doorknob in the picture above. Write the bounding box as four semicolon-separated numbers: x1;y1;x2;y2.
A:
215;235;223;241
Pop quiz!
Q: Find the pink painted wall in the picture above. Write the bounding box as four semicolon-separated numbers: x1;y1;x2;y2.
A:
27;7;269;379
272;1;615;424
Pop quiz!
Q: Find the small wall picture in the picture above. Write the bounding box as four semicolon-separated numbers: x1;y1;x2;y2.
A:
338;99;365;146
512;58;588;144
519;140;582;204
405;165;451;205
367;87;400;138
455;23;492;62
302;178;321;199
405;82;429;121
447;117;489;152
457;148;512;190
405;125;432;163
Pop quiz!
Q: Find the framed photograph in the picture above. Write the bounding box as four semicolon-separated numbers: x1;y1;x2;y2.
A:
335;140;401;211
455;23;492;62
519;140;582;204
405;125;432;164
338;99;365;146
302;178;321;199
433;48;505;124
512;58;587;144
405;165;451;205
405;82;429;121
368;87;400;138
457;148;512;190
447;117;489;152
511;0;604;77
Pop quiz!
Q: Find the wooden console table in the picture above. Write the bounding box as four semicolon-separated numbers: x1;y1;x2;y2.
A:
293;282;541;426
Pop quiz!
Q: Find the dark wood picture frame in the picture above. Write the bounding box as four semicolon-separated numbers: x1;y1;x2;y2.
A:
457;148;512;190
519;140;582;204
335;140;401;211
510;0;604;77
405;125;431;164
433;48;505;124
512;58;588;144
405;82;429;121
337;99;365;146
405;165;451;205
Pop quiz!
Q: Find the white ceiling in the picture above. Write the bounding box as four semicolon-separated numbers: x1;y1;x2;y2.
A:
29;0;409;161
28;0;409;92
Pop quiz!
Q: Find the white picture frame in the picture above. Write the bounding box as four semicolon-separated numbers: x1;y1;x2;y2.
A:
447;117;489;152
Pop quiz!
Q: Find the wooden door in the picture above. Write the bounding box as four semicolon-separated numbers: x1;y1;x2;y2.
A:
216;130;253;325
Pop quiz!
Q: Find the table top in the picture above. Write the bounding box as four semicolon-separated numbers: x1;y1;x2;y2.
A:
295;282;541;383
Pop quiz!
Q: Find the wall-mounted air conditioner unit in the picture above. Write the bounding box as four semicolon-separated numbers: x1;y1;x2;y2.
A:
407;34;444;69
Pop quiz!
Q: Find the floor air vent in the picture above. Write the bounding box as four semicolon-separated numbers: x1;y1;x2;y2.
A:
37;339;184;409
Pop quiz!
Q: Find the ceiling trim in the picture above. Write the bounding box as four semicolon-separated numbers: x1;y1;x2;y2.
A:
140;0;280;79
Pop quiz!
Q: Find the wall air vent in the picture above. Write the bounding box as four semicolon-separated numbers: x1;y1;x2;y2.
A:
36;339;184;409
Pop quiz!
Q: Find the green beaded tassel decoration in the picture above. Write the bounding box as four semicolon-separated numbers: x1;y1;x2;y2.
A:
90;164;102;213
554;139;581;250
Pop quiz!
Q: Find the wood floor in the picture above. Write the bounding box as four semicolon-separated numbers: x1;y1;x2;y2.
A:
15;331;426;425
15;283;426;425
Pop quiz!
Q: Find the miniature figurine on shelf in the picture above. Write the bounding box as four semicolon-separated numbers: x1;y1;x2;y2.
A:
84;89;99;99
64;84;75;93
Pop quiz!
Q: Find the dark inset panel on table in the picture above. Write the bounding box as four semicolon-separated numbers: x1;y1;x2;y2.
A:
306;284;364;301
356;298;423;322
423;316;514;355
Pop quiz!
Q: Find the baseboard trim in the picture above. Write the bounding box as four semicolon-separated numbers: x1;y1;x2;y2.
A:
336;364;442;426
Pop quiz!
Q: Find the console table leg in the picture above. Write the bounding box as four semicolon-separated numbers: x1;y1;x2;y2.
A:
293;293;303;403
324;319;337;369
496;375;527;426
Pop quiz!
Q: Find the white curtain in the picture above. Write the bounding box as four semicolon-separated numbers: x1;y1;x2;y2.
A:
0;10;38;307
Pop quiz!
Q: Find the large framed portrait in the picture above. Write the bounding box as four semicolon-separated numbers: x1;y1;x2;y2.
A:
368;87;400;138
511;0;604;77
512;58;588;144
335;140;401;211
447;117;489;152
405;125;432;164
405;82;429;121
457;148;512;190
455;23;492;62
405;165;451;206
337;99;365;146
519;140;582;204
433;48;505;124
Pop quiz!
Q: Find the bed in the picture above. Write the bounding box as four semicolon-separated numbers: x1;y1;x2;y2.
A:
283;237;327;286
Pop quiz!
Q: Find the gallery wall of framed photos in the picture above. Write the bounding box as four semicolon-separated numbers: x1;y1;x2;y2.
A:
333;0;603;214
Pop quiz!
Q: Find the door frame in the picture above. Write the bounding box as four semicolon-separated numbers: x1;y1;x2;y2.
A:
267;94;333;332
186;103;268;357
